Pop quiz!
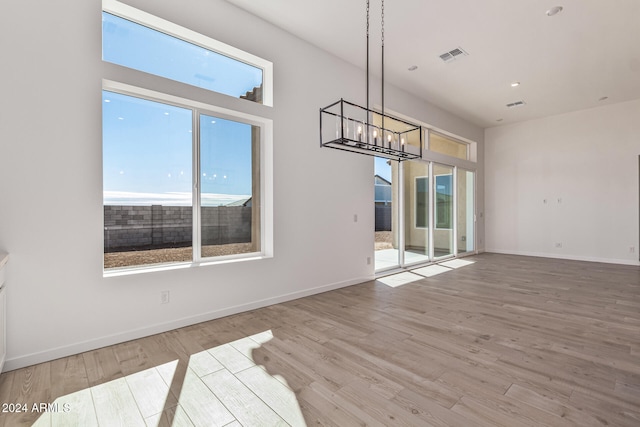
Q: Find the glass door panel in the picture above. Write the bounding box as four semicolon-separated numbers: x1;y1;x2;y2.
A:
457;169;475;254
403;160;430;265
433;164;454;258
374;157;399;271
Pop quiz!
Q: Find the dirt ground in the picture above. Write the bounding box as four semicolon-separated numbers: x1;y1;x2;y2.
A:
375;231;393;250
106;234;392;269
104;243;254;269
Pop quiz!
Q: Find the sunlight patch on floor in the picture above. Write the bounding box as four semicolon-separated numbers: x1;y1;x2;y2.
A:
412;264;452;277
377;271;424;288
439;258;475;269
32;330;306;427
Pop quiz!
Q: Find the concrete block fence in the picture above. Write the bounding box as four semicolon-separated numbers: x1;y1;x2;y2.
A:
375;205;392;231
104;205;251;251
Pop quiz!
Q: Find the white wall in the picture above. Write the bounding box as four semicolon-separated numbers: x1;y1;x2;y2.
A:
485;99;640;265
0;0;483;370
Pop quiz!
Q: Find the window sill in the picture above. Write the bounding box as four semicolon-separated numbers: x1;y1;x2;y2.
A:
103;252;271;278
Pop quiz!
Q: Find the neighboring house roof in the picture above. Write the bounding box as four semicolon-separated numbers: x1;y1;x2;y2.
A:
227;197;252;207
374;174;391;186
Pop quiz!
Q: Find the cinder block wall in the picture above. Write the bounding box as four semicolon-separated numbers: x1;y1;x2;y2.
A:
104;205;251;251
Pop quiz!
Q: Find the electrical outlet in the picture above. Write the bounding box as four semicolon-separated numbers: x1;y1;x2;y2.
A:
555;242;563;248
630;246;636;253
366;257;371;265
160;290;170;304
353;214;358;223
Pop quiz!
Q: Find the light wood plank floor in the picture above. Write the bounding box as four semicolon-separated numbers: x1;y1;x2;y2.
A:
0;253;639;426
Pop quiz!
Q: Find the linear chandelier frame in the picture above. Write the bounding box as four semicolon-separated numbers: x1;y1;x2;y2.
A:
319;0;423;161
320;99;422;160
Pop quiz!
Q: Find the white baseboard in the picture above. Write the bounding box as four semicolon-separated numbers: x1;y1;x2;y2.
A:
3;275;374;372
486;249;640;266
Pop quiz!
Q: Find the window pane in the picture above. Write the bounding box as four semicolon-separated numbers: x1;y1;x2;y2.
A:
103;91;193;269
102;12;263;103
434;164;454;258
404;161;430;265
415;177;428;228
430;132;468;160
200;114;259;258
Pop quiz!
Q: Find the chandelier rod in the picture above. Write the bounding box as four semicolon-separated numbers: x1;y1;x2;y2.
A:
366;0;370;134
319;0;423;161
381;0;385;132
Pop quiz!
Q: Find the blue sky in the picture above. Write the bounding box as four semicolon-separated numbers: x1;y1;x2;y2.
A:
102;91;253;206
374;157;392;182
102;12;262;99
102;12;260;206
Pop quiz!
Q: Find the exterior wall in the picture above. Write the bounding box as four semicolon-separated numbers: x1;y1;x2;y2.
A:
104;205;251;250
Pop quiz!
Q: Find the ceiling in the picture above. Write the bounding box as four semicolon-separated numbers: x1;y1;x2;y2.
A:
225;0;640;128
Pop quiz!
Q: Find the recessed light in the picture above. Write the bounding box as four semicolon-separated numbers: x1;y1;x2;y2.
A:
598;96;609;101
496;118;504;122
511;82;521;87
408;65;418;71
546;6;563;16
104;99;111;103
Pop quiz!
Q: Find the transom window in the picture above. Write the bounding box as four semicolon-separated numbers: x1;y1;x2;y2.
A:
429;131;468;160
102;0;273;106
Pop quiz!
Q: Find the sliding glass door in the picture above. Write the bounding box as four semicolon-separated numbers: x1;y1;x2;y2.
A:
375;159;475;272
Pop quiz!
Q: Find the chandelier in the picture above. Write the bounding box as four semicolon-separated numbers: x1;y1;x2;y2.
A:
320;0;423;161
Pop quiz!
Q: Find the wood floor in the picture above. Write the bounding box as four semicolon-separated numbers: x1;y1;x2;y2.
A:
0;253;639;426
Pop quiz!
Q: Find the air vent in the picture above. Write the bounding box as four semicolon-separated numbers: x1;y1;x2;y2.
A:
506;101;526;108
439;47;468;63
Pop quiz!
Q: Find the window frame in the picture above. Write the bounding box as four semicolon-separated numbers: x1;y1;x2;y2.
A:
103;81;273;274
101;0;273;275
102;0;273;107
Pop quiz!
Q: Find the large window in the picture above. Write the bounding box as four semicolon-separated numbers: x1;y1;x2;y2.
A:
102;0;272;271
